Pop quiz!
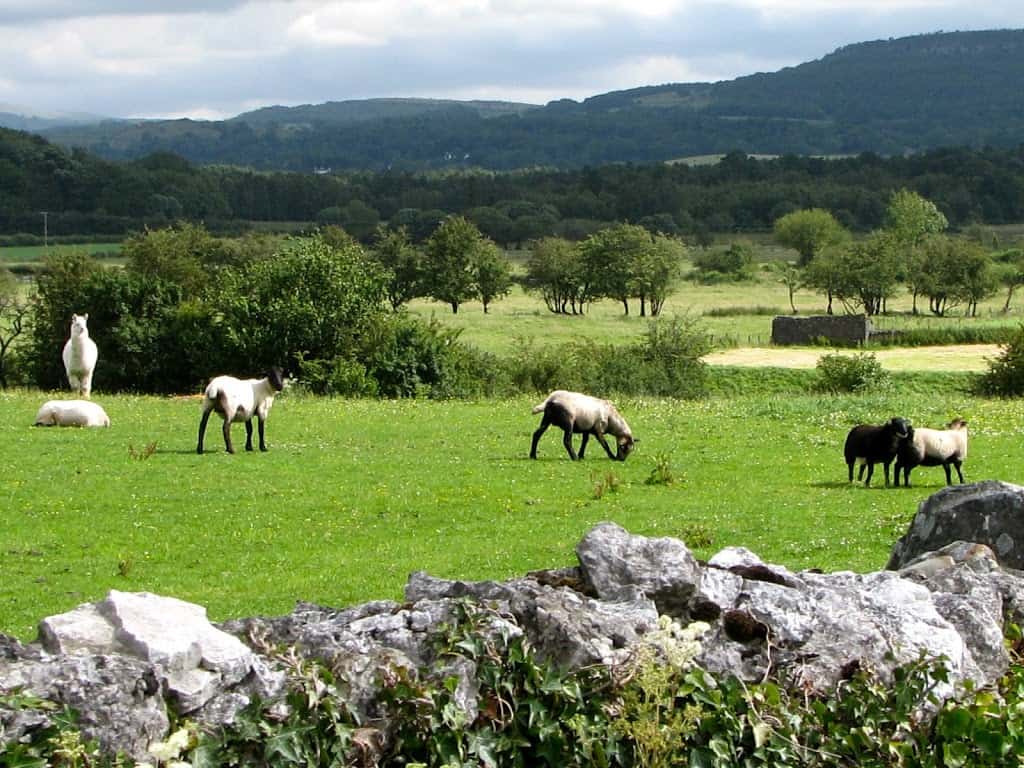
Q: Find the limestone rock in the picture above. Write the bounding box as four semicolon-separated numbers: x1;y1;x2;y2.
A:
888;480;1024;569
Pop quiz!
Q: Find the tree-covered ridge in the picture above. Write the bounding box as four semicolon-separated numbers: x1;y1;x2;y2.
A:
34;29;1024;171
4;126;1024;241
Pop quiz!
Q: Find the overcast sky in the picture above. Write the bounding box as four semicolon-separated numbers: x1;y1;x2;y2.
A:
0;1;1020;120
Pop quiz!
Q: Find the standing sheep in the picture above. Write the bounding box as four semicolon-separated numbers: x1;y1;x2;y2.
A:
530;390;635;461
843;417;912;487
894;418;968;487
197;367;285;454
62;313;98;399
34;400;110;427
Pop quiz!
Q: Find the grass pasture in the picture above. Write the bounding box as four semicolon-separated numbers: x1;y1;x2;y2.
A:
3;385;1024;641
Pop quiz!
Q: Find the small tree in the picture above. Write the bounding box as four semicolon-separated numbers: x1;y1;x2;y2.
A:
371;225;424;311
771;262;803;314
0;269;29;388
523;237;588;314
832;232;901;316
918;235;996;317
578;224;647;315
994;248;1024;313
630;233;684;317
773;209;848;267
423;216;485;314
885;189;949;314
802;247;844;315
473;241;513;314
977;325;1024;396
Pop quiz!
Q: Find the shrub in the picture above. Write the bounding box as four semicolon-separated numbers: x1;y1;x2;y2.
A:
815;352;891;394
689;243;755;284
976;325;1024;396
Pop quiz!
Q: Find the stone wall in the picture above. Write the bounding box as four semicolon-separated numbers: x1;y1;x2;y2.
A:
771;314;872;345
7;486;1024;760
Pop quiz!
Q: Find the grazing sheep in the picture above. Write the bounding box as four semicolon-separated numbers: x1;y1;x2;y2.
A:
197;367;285;454
894;418;968;487
62;313;99;398
34;399;110;428
844;417;912;487
529;390;635;461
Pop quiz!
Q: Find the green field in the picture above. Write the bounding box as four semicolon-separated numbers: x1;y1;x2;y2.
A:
2;385;1020;641
0;242;123;269
407;265;1024;355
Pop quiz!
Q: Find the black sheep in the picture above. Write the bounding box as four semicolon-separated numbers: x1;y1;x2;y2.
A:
843;417;912;487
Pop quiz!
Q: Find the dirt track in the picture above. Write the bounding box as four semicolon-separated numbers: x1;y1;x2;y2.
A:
703;344;1000;372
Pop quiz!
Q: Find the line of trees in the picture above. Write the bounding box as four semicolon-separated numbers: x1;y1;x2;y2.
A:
5;127;1024;245
776;190;1019;317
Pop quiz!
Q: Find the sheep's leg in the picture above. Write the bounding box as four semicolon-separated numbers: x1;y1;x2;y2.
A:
244;419;255;451
530;419;550;459
197;408;212;454
593;432;617;461
257;416;268;452
578;432;590;459
940;462;961;485
847;461;854;483
952;461;964;483
863;462;874;487
882;460;892;487
81;371;93;399
222;417;235;453
562;428;579;460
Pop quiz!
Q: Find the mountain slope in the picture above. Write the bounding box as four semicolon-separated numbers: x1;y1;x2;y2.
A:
34;28;1024;171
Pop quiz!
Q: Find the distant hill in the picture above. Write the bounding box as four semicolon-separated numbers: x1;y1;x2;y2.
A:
0;104;111;132
33;28;1024;171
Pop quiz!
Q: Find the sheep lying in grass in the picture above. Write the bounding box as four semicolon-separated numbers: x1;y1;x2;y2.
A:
894;418;968;487
62;313;98;398
34;399;110;428
844;417;912;487
197;367;285;454
530;390;635;461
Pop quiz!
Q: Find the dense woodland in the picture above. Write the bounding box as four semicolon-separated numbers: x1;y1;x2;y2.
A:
3;125;1024;244
34;30;1024;171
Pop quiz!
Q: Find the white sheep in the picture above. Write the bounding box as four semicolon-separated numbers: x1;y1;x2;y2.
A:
34;399;110;428
894;418;968;487
529;390;635;461
62;313;99;399
197;367;285;454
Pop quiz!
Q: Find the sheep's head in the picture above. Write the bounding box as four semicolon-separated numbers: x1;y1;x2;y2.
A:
266;366;286;392
616;435;636;461
888;417;912;439
948;418;968;430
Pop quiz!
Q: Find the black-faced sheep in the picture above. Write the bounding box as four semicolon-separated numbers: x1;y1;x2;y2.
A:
844;417;912;487
34;399;110;427
894;418;968;487
62;313;98;399
197;367;285;454
529;390;635;461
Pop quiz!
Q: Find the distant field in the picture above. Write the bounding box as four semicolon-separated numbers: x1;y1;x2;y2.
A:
408;260;1024;355
0;242;123;267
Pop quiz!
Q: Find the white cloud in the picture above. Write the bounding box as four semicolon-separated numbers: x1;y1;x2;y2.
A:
0;0;1019;118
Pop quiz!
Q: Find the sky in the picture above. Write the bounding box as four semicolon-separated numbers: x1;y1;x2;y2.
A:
0;0;1021;121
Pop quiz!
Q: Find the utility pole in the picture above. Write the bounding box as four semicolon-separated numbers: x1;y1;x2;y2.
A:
40;211;49;249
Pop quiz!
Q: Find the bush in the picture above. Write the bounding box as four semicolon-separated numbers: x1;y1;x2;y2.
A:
815;352;891;394
976;325;1024;396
